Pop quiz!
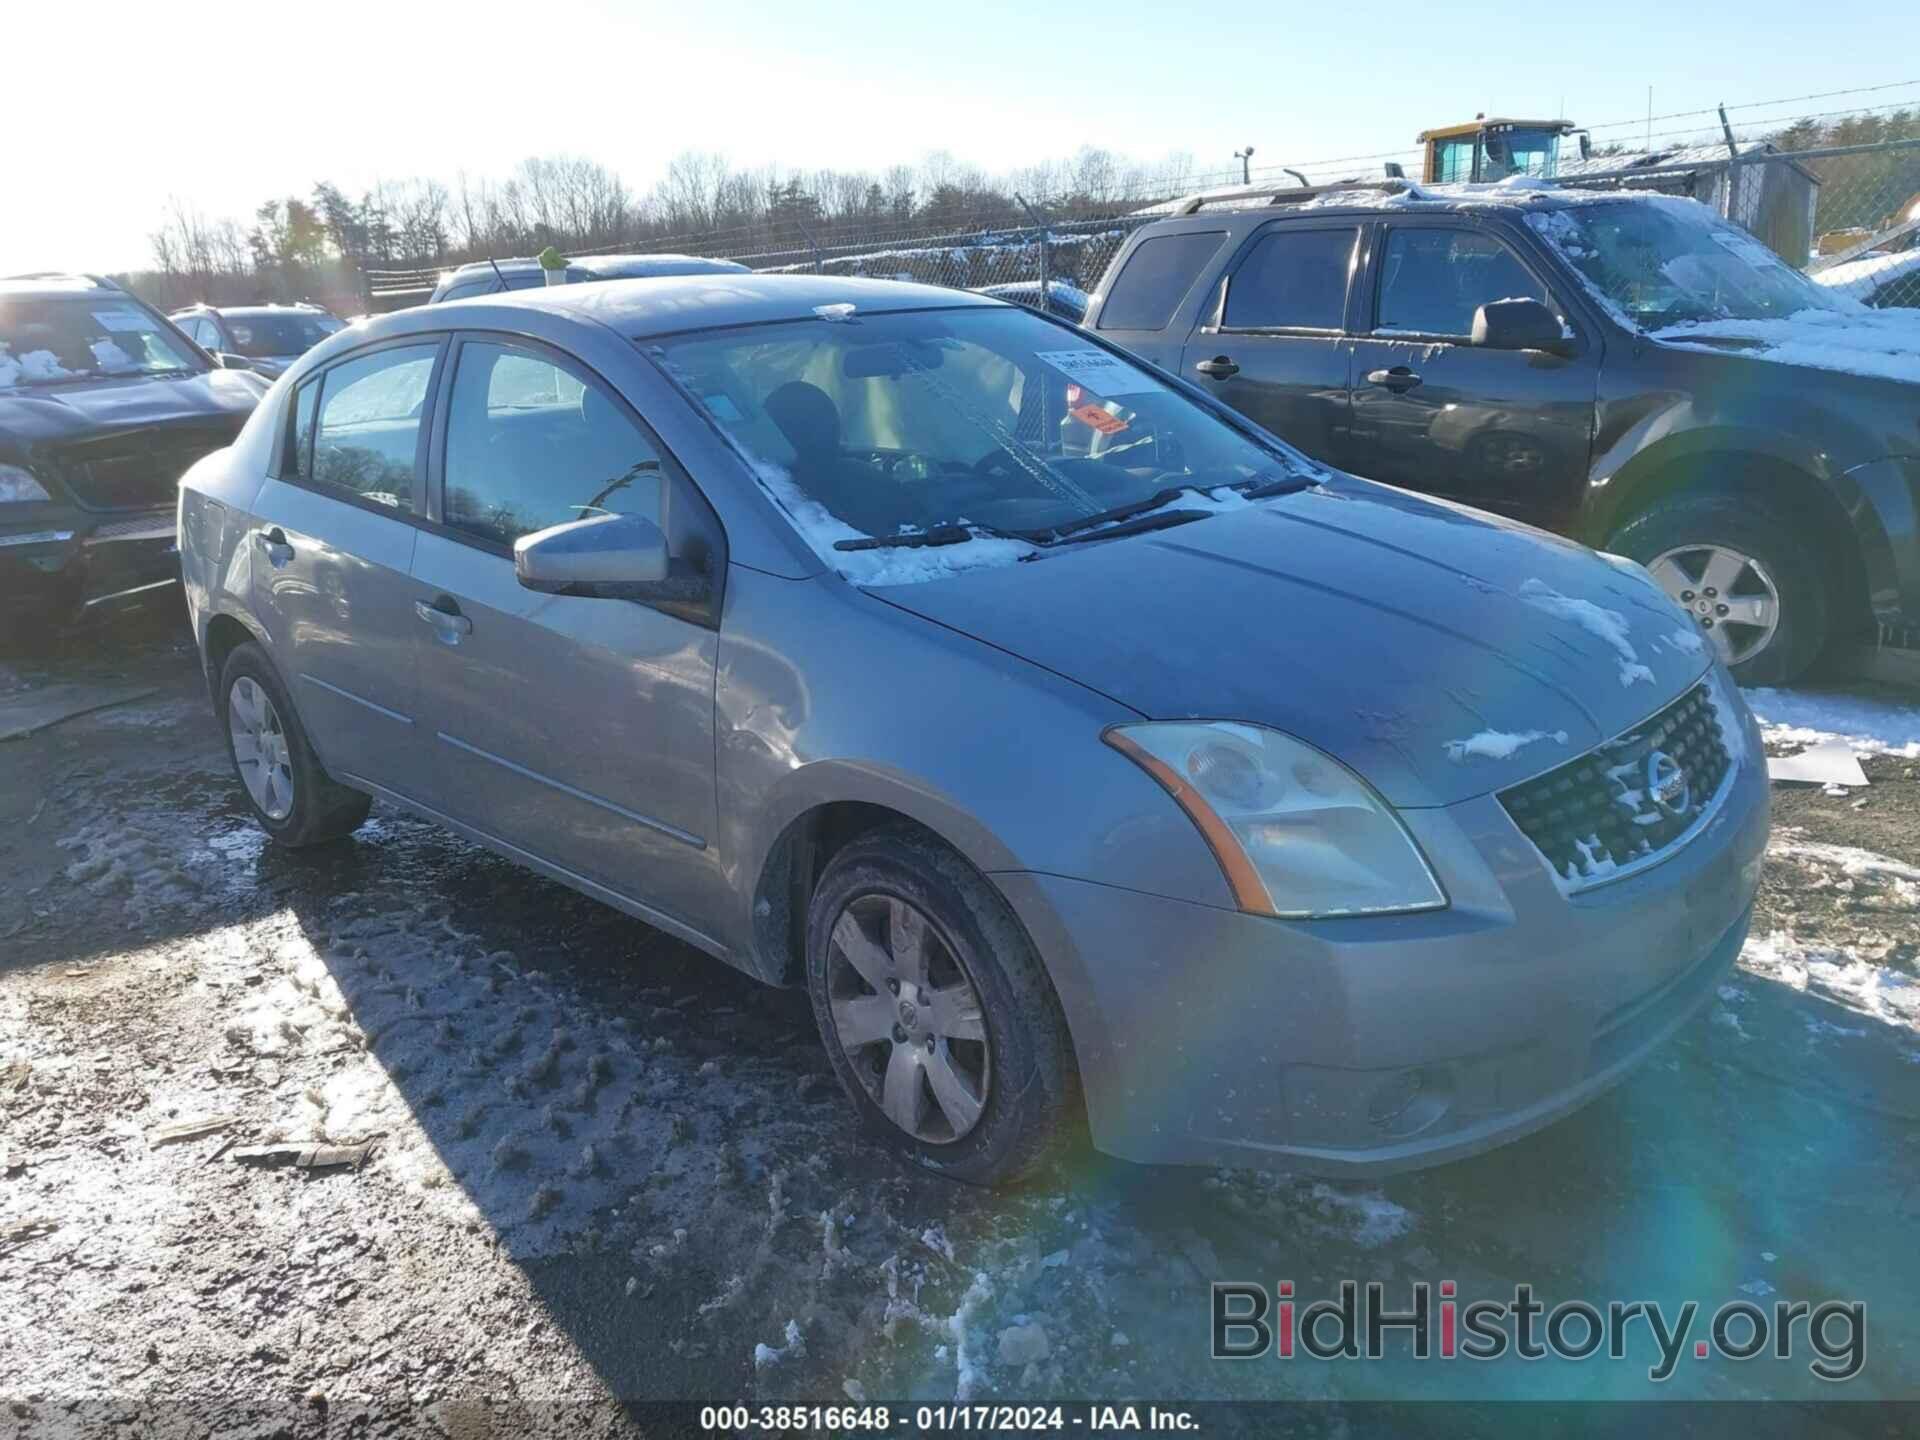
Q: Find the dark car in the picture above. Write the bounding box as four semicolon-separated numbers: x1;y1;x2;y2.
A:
969;280;1090;323
169;303;345;379
1;273;267;628
1086;183;1920;683
427;253;750;304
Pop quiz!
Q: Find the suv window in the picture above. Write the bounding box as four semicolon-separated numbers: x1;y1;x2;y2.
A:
1097;231;1225;330
1376;228;1548;337
1223;227;1357;331
442;341;664;549
309;344;437;510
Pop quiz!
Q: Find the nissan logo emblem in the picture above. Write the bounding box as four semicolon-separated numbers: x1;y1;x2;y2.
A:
1646;750;1691;817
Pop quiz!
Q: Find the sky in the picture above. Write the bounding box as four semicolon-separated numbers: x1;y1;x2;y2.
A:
6;0;1917;276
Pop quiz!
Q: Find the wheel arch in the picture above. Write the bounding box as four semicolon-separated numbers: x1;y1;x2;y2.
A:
1597;449;1875;633
748;783;1028;991
202;609;272;707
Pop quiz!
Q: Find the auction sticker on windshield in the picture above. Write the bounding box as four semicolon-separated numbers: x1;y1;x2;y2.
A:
91;308;154;332
1035;349;1159;396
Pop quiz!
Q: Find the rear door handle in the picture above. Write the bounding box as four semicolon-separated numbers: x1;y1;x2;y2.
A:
1194;356;1240;380
1366;367;1423;393
414;595;473;644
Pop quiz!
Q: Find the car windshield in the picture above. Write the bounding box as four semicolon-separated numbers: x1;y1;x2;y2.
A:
650;305;1315;547
0;297;203;386
223;312;340;357
1527;200;1845;330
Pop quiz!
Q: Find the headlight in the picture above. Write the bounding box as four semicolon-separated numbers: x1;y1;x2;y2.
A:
1104;722;1446;918
0;465;52;504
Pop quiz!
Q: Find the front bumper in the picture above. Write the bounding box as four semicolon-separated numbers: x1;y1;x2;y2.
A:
996;697;1770;1176
0;507;180;614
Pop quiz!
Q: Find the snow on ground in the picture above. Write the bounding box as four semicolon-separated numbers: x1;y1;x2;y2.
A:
1743;686;1920;758
1740;928;1920;1032
1650;309;1920;387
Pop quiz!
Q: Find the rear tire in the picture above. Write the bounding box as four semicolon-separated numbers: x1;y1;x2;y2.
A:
805;825;1077;1187
1607;494;1829;686
218;642;371;846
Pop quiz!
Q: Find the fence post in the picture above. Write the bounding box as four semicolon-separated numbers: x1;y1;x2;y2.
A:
1016;194;1048;313
1717;104;1741;223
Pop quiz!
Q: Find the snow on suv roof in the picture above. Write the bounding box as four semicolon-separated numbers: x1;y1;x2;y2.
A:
1132;175;1703;219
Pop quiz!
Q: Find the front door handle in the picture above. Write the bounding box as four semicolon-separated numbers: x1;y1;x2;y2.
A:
414;595;473;644
1366;366;1423;393
255;527;294;567
1194;355;1240;380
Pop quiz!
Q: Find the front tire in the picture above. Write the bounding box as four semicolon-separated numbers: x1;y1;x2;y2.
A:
219;642;371;846
805;826;1077;1186
1607;495;1829;685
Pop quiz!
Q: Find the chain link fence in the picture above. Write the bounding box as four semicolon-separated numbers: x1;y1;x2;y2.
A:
364;134;1920;318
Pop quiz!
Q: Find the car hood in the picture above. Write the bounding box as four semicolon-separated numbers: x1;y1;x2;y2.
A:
0;369;264;451
874;479;1713;807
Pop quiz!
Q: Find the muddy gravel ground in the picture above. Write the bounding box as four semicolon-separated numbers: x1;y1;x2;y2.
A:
3;606;1919;1435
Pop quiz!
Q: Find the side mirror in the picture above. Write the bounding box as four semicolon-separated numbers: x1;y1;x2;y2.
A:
1471;298;1572;355
514;511;671;599
215;353;254;371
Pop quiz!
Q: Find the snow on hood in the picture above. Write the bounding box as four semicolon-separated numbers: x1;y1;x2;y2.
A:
874;479;1712;807
753;459;1264;588
1648;308;1920;387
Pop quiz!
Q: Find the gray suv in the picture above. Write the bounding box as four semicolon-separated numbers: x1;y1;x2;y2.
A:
178;275;1768;1185
1088;184;1920;684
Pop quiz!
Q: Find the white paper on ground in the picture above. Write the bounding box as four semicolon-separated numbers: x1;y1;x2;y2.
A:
1767;740;1869;788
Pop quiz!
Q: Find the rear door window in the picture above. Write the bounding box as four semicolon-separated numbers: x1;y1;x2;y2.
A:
309;344;439;511
1096;231;1226;330
1375;227;1549;337
1222;227;1358;331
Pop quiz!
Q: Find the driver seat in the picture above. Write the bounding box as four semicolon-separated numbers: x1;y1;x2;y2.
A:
762;381;900;532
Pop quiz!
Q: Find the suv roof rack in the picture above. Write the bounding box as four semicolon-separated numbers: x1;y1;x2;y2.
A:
1172;177;1427;216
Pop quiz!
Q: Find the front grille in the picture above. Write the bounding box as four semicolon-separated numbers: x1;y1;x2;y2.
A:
54;424;236;512
1500;682;1732;889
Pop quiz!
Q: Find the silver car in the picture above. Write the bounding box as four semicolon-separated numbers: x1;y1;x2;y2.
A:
178;275;1769;1185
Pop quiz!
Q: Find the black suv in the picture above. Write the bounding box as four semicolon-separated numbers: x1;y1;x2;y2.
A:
1;274;267;627
1086;184;1920;683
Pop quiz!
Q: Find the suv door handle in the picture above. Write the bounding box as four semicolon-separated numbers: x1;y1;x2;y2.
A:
1366;366;1423;393
414;595;473;644
255;527;294;567
1194;356;1240;380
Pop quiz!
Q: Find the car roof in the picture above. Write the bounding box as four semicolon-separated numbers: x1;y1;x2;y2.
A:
447;253;749;279
422;272;1004;338
0;274;129;301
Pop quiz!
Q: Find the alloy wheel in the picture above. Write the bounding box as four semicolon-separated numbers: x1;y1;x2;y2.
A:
1647;543;1781;668
824;894;991;1144
229;676;295;821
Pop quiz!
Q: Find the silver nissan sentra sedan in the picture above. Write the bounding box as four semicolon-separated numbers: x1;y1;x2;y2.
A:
177;274;1769;1186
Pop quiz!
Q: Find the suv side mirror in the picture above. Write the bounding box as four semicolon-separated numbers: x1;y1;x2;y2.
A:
515;511;674;599
1471;298;1571;355
215;353;254;371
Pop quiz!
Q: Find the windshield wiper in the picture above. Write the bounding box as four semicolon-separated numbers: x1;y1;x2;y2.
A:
1020;486;1191;543
1044;508;1212;547
1230;471;1314;499
834;521;1028;552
